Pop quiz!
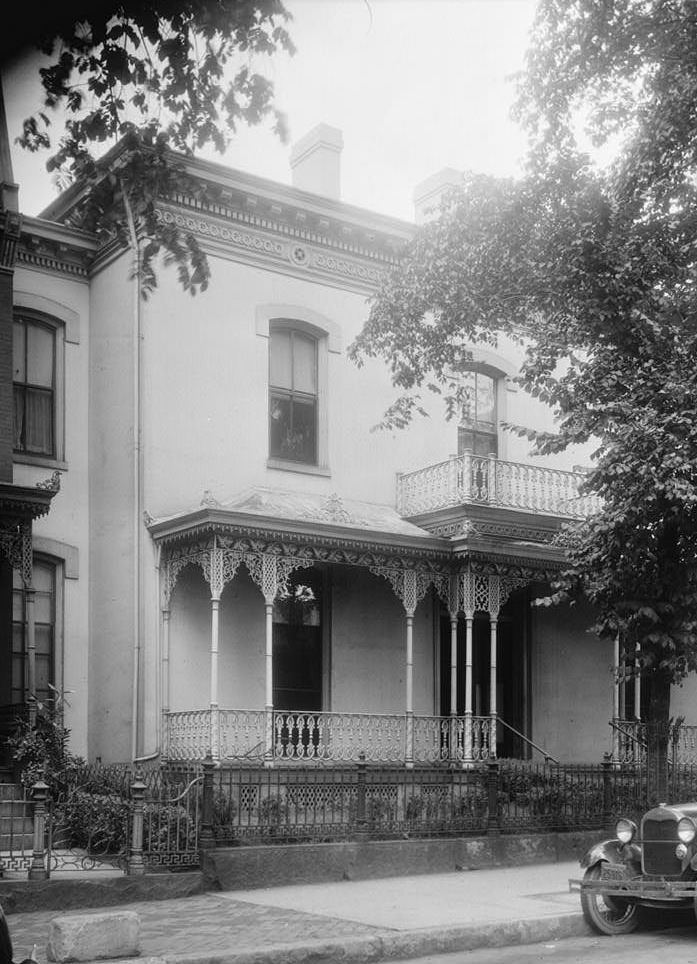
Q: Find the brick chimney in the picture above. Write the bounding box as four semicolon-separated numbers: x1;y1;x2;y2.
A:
290;124;343;201
413;168;462;225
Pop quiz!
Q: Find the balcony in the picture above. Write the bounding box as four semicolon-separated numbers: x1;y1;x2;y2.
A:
397;453;601;519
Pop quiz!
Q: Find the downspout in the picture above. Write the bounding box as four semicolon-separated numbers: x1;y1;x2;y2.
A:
122;184;143;763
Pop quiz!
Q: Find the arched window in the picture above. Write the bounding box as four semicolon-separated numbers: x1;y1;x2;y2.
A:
11;558;56;706
458;370;498;457
269;327;318;464
13;315;57;457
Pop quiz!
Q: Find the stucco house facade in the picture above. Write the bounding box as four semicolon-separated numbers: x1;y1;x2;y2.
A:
2;115;686;771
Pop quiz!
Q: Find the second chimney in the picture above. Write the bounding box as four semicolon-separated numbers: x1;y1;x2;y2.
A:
290;124;343;201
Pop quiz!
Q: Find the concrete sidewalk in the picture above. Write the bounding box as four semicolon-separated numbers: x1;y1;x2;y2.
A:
5;861;591;964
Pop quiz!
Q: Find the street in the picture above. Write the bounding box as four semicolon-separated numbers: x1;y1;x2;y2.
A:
392;925;697;964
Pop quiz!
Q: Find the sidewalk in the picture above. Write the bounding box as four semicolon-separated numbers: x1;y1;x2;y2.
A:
5;861;590;964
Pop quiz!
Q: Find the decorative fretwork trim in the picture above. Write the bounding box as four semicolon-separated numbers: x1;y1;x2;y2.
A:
0;520;33;585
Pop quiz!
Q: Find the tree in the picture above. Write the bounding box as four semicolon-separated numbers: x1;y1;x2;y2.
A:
3;0;295;295
349;0;697;777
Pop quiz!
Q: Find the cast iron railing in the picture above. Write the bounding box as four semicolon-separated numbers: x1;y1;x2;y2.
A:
396;453;601;518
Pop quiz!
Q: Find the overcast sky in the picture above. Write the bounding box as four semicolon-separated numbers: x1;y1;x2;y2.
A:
2;0;539;223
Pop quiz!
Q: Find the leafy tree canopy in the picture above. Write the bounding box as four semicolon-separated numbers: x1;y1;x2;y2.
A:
5;0;295;295
350;0;697;725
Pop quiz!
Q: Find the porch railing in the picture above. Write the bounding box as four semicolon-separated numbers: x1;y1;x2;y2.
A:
165;709;496;765
612;719;697;766
396;453;601;518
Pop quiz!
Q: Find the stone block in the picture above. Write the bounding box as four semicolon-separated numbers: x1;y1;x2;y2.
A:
46;910;140;962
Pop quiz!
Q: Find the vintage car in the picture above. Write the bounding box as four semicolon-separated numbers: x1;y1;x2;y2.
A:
570;801;697;934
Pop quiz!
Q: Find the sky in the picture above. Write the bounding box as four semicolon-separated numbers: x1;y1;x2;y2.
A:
1;0;539;223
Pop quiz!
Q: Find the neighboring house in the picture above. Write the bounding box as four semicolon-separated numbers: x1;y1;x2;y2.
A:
2;111;685;770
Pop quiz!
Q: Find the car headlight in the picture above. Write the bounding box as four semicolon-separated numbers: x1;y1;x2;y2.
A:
616;818;637;844
677;817;696;843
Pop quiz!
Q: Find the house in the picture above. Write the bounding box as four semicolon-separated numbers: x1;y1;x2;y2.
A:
2;105;685;771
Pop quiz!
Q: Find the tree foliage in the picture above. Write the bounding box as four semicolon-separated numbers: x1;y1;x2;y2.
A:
7;0;295;295
350;0;697;726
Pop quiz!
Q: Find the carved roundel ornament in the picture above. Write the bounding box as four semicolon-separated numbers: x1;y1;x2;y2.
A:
290;244;309;266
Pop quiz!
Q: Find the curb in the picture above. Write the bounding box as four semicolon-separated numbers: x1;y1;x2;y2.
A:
158;913;591;964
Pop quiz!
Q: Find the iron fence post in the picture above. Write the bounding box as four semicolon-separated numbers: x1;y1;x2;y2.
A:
602;752;614;830
128;769;147;876
200;754;216;850
28;776;48;880
486;759;500;836
355;752;367;840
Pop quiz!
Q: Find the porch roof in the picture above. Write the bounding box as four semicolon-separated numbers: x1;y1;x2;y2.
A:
147;486;451;559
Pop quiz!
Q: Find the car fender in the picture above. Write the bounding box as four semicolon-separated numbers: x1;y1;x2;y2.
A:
580;838;626;870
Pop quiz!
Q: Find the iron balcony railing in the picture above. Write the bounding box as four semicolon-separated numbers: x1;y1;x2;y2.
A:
164;709;497;765
396;453;601;518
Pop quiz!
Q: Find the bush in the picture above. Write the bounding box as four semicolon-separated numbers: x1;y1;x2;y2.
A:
53;790;129;855
9;704;84;793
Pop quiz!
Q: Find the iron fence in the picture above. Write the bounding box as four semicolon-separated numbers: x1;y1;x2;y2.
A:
7;756;697;879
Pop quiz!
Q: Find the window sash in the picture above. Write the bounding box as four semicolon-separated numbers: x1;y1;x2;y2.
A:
269;327;319;464
13;317;56;457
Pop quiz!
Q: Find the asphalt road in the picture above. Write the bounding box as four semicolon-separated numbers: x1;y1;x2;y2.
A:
390;923;697;964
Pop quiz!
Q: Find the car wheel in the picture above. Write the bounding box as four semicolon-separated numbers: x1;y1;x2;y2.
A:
580;863;640;935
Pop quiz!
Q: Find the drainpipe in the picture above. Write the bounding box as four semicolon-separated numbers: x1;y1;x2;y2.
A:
123;184;143;763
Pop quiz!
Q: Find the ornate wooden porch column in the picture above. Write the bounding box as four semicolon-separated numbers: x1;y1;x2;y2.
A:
460;572;476;766
634;643;641;720
206;543;224;762
370;565;435;767
448;573;459;763
488;576;501;760
612;634;620;762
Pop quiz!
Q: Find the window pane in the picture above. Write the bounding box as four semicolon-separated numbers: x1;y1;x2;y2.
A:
13;321;25;380
476;374;496;426
269;392;292;459
25;388;53;455
459;371;475;425
12;622;24;655
35;625;52;656
291;397;317;463
13;385;25;449
293;333;317;394
33;562;54;593
36;655;51;698
34;592;53;624
12;654;25;699
473;432;497;456
269;330;292;389
27;324;54;387
12;587;23;622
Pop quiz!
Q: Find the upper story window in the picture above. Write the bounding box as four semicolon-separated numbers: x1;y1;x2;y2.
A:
458;370;498;457
269;328;318;465
13;316;56;457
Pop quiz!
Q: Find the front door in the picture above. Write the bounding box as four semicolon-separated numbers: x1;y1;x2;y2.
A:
272;567;323;712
